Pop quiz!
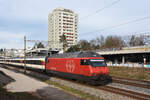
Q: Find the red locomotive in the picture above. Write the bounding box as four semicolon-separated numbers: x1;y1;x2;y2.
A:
45;51;112;85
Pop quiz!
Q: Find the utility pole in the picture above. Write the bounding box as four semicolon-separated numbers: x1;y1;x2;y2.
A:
24;36;26;73
3;49;6;63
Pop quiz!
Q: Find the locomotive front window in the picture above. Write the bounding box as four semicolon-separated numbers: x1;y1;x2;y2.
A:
90;59;106;67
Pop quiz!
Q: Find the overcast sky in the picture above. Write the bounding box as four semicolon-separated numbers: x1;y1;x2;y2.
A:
0;0;150;49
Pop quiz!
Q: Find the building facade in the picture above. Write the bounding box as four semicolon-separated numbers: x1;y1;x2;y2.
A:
48;8;78;51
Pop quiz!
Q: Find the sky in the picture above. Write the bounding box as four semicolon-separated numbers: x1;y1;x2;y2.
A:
0;0;150;49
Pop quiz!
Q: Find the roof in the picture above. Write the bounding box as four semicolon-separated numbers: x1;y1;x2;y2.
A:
49;51;102;58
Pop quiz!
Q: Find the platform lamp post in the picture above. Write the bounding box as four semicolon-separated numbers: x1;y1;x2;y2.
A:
24;36;26;73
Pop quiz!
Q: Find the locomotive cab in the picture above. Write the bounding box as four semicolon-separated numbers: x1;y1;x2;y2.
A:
80;58;110;82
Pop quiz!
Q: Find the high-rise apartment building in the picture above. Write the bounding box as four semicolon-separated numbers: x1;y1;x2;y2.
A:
48;8;78;51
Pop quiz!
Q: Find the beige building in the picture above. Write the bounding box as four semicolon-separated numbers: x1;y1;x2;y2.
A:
48;8;78;51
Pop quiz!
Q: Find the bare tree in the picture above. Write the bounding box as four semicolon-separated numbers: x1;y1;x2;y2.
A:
90;39;97;49
129;35;145;47
129;35;136;46
97;35;105;48
78;40;91;50
66;44;80;52
104;35;125;48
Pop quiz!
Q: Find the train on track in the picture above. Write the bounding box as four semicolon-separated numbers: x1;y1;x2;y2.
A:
0;51;112;85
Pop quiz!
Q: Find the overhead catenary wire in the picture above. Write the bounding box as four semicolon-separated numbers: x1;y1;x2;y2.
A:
80;0;121;20
81;15;150;36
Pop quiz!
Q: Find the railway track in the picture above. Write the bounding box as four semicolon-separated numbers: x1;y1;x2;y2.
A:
52;76;150;100
1;64;150;100
55;78;150;100
97;86;150;100
112;76;150;89
112;76;150;84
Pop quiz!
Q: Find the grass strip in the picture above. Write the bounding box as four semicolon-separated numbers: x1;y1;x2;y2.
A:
45;80;104;100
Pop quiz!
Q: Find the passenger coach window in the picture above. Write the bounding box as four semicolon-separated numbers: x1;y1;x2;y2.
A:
80;59;89;65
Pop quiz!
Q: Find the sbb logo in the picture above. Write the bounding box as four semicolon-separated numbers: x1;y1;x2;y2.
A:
66;60;75;72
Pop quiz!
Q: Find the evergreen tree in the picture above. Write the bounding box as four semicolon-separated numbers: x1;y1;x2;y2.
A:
59;34;68;52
